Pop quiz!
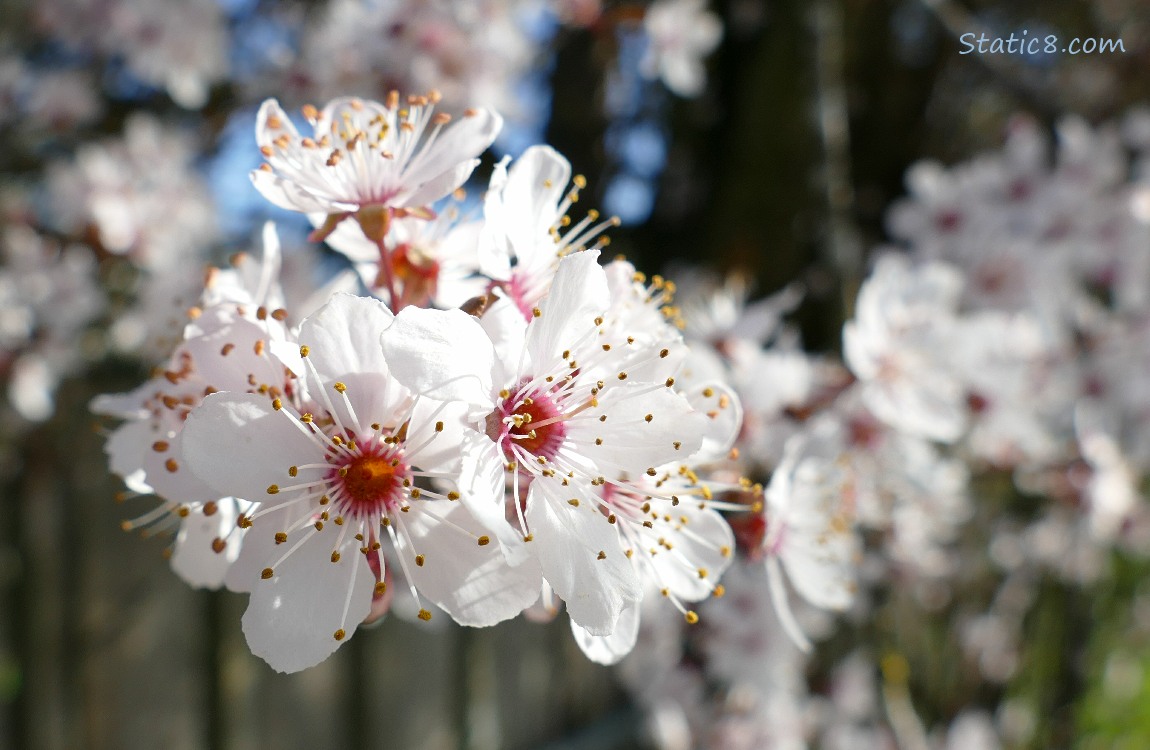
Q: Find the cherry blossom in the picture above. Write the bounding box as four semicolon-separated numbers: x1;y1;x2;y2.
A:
382;250;713;635
324;193;487;310
640;0;723;98
480;145;619;319
292;0;540;119
93;227;297;588
844;254;969;443
251;93;501;245
0;224;103;422
181;293;538;672
759;418;860;651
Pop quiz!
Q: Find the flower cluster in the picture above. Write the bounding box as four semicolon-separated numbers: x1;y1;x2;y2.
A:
0;0;725;432
610;112;1150;749
96;92;752;673
22;0;1150;744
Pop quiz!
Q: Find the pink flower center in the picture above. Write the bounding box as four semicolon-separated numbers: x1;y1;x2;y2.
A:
492;389;567;462
330;446;409;519
501;269;548;322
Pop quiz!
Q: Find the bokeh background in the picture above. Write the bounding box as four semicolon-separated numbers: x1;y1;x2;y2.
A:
2;0;1150;748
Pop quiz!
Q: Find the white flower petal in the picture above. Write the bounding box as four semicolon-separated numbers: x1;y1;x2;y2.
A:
242;531;374;673
182;392;318;503
571;600;640;665
145;427;219;504
500;146;572;262
681;380;743;461
570;385;706;476
250;168;355;214
91;389;148;419
224;505;293;593
403;503;540;626
171;500;245;589
780;528;857;611
400;109;502;194
255;99;301;147
478;292;528;379
380;307;496;410
298;293;409;427
526;249;609;367
104;418;153;494
457;431;527;562
299;293;395;378
647;505;734;602
766;555;813;653
399;158;479;209
403;396;468;474
525;476;641;635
